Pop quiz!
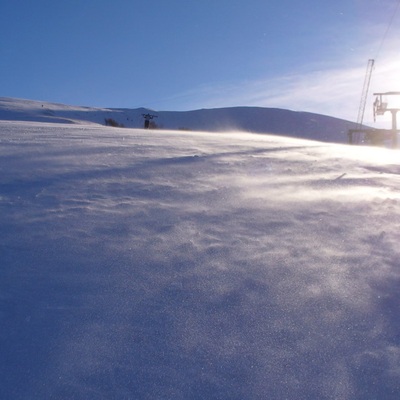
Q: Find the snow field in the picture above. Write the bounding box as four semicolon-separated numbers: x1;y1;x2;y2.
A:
1;121;400;399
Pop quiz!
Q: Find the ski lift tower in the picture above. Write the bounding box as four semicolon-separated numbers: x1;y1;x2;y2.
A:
348;59;375;144
373;91;400;148
142;113;157;129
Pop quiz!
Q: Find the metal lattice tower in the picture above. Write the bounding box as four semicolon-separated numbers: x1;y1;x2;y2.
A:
356;59;375;130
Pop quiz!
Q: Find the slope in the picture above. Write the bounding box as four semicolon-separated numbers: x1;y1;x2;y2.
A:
1;121;400;399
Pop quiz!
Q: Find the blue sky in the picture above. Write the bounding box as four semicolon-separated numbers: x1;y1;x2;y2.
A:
1;0;400;123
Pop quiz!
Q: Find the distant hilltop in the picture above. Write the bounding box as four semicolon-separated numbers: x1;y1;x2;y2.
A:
0;97;361;144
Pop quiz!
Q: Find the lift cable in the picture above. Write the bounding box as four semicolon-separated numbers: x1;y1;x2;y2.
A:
375;0;400;60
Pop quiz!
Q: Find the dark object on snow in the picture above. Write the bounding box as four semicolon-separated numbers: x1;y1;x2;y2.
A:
105;118;124;128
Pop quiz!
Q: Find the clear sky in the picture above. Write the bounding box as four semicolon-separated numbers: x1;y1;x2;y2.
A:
1;0;400;124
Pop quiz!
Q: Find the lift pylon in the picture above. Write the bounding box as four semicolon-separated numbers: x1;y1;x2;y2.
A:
373;91;400;147
356;59;375;130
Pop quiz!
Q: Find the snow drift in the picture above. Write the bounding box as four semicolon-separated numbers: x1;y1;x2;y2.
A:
1;119;400;399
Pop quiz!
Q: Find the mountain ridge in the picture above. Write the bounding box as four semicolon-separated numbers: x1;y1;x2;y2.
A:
0;97;360;143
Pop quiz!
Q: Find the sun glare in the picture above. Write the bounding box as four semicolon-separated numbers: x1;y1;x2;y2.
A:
341;141;400;164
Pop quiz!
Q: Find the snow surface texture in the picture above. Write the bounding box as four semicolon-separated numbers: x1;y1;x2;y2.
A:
1;121;400;399
0;97;359;144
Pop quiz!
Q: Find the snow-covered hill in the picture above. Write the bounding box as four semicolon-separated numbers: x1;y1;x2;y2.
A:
0;97;359;143
1;120;400;399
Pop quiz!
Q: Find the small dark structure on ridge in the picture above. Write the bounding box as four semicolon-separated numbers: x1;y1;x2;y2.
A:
142;113;157;129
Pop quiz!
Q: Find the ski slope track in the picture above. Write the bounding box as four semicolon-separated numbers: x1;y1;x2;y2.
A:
1;118;400;399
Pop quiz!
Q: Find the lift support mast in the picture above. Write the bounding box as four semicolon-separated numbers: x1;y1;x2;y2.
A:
356;59;375;129
348;59;375;144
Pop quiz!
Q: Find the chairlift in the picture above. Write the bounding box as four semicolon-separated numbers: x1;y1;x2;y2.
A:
373;95;388;121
